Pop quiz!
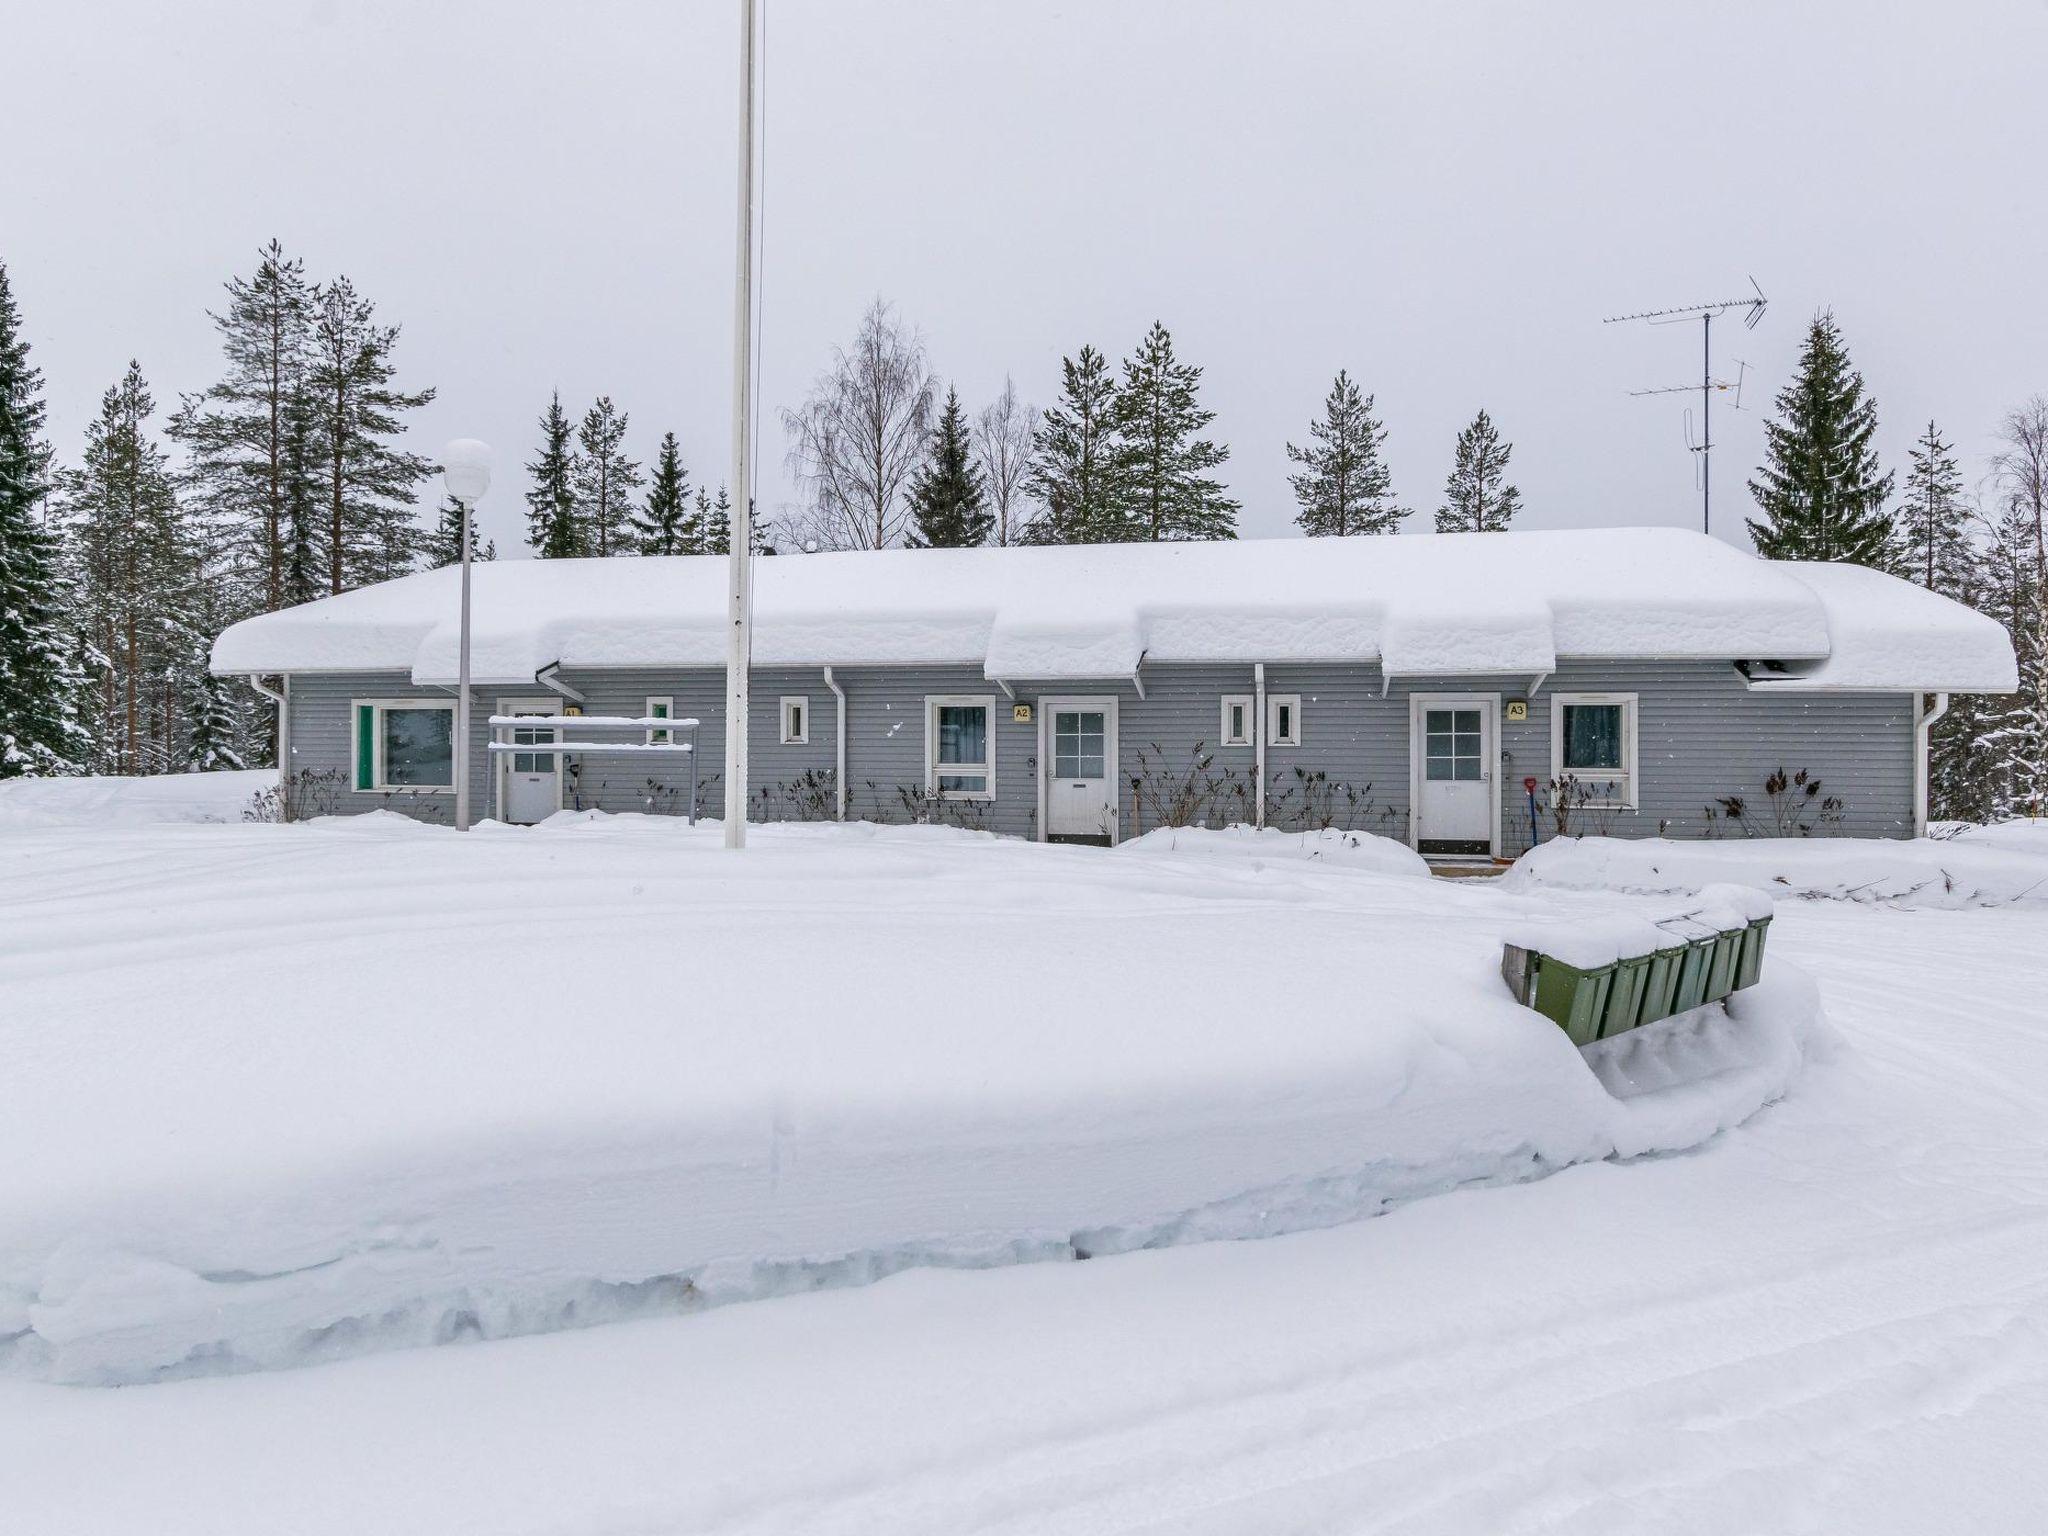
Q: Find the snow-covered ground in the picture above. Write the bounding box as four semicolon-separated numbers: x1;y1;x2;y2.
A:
1504;827;2048;907
4;798;2046;1532
1;808;1810;1387
0;768;274;827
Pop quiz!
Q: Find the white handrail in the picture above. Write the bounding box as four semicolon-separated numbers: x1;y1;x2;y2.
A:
486;714;700;730
486;742;694;756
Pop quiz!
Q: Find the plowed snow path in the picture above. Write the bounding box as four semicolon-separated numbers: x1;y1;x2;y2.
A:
7;898;2046;1531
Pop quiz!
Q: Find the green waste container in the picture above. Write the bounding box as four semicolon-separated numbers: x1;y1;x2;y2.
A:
1501;944;1615;1048
1703;925;1742;1001
1659;918;1715;1012
1735;914;1772;989
1601;952;1652;1039
1635;942;1689;1029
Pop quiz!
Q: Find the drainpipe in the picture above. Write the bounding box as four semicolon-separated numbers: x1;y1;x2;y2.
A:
1254;662;1267;829
1913;691;1949;839
823;666;847;820
248;675;287;814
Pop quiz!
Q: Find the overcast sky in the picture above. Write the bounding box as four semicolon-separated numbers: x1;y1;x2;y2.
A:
12;0;2047;557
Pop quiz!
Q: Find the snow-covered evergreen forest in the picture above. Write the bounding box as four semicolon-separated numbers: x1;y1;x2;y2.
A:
2;254;2043;819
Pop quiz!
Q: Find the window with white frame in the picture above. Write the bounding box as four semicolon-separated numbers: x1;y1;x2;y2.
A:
1220;694;1253;747
780;696;809;744
1552;693;1637;807
645;696;673;745
926;695;995;799
351;700;456;792
1267;693;1302;748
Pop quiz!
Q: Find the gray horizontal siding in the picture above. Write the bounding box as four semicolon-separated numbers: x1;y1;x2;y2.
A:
281;660;1914;851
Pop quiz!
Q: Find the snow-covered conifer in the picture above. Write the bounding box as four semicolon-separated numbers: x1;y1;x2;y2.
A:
1026;345;1125;545
906;387;991;548
574;396;643;557
525;392;582;558
630;432;692;554
1115;322;1237;542
1746;312;1895;566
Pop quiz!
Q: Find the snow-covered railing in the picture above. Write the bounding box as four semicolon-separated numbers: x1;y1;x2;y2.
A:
489;713;702;823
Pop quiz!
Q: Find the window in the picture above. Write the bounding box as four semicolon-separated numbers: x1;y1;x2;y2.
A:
926;695;995;799
645;696;673;746
352;700;456;792
1424;707;1485;782
1052;709;1106;779
1220;694;1253;747
1551;693;1637;807
780;696;809;745
1267;693;1302;748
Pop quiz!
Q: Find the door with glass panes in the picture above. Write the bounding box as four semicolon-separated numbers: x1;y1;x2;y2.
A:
1412;695;1496;855
497;698;561;824
1042;697;1118;843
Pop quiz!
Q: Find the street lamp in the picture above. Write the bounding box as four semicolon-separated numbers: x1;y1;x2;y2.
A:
441;438;493;832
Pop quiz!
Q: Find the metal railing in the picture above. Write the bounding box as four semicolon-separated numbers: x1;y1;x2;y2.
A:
486;714;704;824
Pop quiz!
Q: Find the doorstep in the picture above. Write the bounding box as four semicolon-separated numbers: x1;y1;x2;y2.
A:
1426;856;1513;879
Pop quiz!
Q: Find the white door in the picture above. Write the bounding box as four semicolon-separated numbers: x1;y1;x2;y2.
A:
1044;698;1117;842
498;699;560;824
1414;697;1496;855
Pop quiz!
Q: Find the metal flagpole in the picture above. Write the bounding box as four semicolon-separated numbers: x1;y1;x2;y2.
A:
724;0;757;850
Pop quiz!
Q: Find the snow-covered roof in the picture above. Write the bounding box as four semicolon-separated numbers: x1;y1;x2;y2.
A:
210;527;2018;691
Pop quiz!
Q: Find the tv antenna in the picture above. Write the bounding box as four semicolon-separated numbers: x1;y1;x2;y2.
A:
1604;278;1767;536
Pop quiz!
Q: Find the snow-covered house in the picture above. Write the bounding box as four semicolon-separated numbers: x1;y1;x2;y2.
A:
210;528;2016;855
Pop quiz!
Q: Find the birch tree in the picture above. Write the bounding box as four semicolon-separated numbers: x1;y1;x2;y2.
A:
781;299;934;549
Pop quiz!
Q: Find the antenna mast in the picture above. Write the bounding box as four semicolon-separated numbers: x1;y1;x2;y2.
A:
1604;278;1767;536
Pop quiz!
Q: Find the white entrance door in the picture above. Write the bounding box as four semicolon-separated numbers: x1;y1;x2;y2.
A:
1413;696;1497;855
1043;697;1118;843
497;698;561;825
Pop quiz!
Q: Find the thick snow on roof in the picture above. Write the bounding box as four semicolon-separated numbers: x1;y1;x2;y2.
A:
210;527;2012;689
1743;561;2019;692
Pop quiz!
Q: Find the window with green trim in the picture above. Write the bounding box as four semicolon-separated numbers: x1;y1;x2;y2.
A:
352;701;456;792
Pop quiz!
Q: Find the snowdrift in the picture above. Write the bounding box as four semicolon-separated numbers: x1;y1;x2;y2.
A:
1503;832;2048;908
0;769;274;827
1;812;1820;1386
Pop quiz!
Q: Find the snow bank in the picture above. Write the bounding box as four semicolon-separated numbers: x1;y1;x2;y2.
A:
1114;822;1429;877
1503;833;2048;908
0;770;275;827
0;815;1818;1386
209;528;2012;692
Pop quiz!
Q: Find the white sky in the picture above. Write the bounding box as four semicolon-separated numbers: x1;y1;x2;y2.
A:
11;0;2047;557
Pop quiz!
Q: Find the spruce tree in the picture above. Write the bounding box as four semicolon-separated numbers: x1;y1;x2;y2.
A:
630;431;692;554
1025;345;1127;544
169;240;314;615
305;276;436;591
525;392;582;557
694;486;769;555
0;259;92;777
59;362;192;774
429;496;496;567
1287;370;1406;536
1981;495;2047;817
280;389;324;603
1893;421;1974;597
1746;311;1896;565
906;387;991;548
1115;322;1238;542
573;395;643;556
1436;410;1522;532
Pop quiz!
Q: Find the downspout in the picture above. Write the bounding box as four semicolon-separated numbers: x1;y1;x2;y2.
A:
248;675;287;813
1254;663;1267;829
823;666;847;821
1913;691;1949;839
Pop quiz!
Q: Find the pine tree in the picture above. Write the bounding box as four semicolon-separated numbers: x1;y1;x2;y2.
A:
280;388;325;604
169;240;314;616
1025;345;1127;544
0;259;92;777
630;432;692;554
905;387;991;548
525;392;582;557
573;396;643;557
1287;370;1406;536
59;362;193;774
429;496;496;567
1893;421;1974;595
305;276;436;591
1114;322;1238;542
1746;312;1896;565
1436;410;1522;532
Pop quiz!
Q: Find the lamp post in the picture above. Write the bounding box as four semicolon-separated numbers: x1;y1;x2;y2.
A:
441;439;493;832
